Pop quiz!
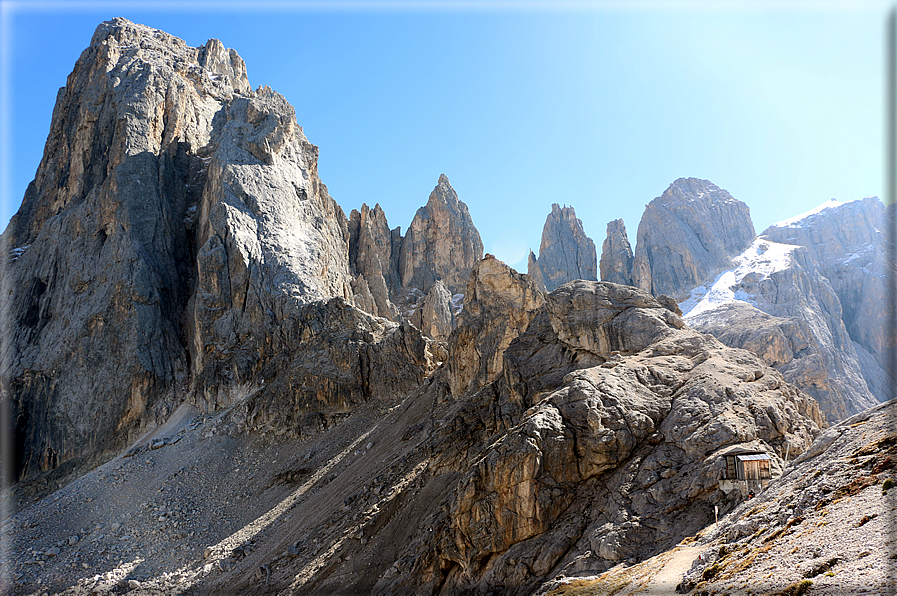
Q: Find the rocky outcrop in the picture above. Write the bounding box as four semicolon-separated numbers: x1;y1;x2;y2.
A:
528;204;598;292
599;218;633;286
0;18;432;486
362;280;822;595
631;178;755;299
398;174;483;297
410;280;455;342
446;255;546;397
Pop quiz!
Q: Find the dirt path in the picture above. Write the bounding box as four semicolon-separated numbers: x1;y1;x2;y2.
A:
638;545;702;595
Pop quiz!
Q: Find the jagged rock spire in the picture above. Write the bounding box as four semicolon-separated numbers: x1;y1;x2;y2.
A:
527;203;597;292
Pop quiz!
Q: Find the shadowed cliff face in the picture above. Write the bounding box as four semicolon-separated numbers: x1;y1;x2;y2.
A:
0;18;436;488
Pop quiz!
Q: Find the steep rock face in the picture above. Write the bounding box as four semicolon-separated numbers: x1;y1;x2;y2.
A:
760;197;893;402
410;280;455;342
528;204;598;292
1;19;432;487
255;279;822;596
348;203;400;320
360;281;822;595
446;255;546;397
599;218;634;286
682;213;882;422
1;18;252;481
631;178;755;299
398;174;483;297
5;273;824;596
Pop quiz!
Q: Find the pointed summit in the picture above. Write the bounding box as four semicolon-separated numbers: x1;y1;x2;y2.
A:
398;175;483;295
631;178;755;298
527;203;597;292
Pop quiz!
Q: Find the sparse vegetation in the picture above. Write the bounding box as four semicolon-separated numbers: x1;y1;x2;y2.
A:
856;513;877;527
882;478;893;494
702;563;721;581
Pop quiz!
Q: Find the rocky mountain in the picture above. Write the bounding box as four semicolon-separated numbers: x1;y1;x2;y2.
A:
0;18;458;491
4;264;824;594
602;179;888;424
527;204;598;292
0;17;887;596
399;174;483;298
630;177;755;299
761;198;894;402
680;198;887;422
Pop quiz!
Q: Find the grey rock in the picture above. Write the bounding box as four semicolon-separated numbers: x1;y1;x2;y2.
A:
398;174;483;296
411;280;454;341
446;255;546;397
1;17;434;494
760;197;893;403
631;178;755;299
685;217;881;423
599;218;634;286
528;203;598;292
349;203;400;320
365;280;821;595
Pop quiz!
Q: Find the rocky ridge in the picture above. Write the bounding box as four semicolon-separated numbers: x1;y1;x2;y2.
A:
601;180;887;423
4;266;824;595
680;199;887;422
599;218;634;286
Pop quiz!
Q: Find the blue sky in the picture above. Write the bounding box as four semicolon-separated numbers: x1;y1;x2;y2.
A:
1;1;889;272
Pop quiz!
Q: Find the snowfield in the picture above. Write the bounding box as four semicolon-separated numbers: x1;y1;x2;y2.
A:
680;238;799;319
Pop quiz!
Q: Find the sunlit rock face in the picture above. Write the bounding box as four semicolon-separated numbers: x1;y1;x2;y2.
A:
631;177;755;300
398;174;484;298
599;218;634;286
528;203;598;292
1;18;432;485
680;198;887;423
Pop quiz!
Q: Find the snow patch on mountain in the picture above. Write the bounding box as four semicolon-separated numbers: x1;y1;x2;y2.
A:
680;238;798;319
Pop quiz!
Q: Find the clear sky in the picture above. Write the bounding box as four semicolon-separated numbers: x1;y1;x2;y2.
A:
1;1;889;273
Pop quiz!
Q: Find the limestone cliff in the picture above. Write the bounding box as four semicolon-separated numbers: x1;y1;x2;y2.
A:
761;197;893;402
2;18;246;481
1;18;432;487
599;218;634;286
298;277;822;595
398;174;483;297
348;203;400;320
631;178;755;299
681;199;886;422
528;203;598;292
